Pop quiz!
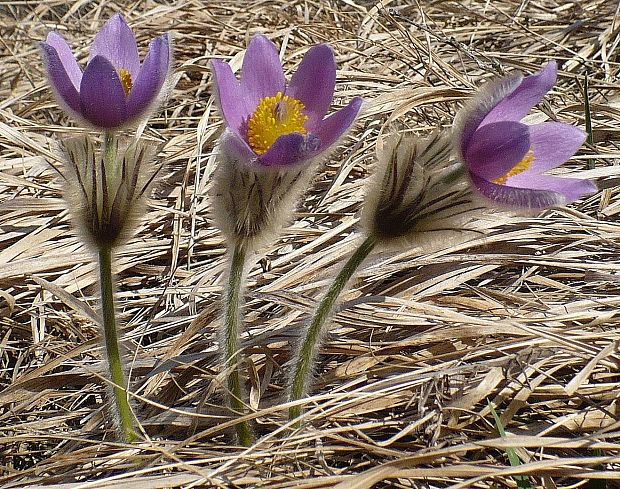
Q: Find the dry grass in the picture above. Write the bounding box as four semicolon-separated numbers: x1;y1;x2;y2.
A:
1;0;620;487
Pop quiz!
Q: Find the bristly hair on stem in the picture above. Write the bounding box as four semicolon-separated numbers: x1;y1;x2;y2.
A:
98;244;135;442
289;234;377;421
221;241;254;446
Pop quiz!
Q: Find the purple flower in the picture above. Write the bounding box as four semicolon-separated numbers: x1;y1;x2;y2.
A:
40;14;172;129
211;34;362;167
454;61;596;208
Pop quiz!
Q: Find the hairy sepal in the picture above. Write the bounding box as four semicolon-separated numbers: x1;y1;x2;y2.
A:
363;131;495;252
62;134;164;248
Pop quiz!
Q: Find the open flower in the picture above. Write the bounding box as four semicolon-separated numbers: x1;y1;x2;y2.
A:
211;34;362;167
210;35;363;245
454;61;596;208
41;14;172;129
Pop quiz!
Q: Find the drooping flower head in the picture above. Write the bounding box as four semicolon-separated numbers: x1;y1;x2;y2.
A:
211;34;362;168
41;14;172;129
454;61;596;208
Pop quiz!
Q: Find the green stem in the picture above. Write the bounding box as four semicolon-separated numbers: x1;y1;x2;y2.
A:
102;131;118;196
98;245;135;442
289;234;377;421
103;131;116;168
224;242;253;446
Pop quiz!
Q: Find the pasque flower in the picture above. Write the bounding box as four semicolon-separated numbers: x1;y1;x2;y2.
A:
211;34;362;168
41;14;171;129
209;35;362;445
211;35;363;245
41;14;172;442
454;61;596;208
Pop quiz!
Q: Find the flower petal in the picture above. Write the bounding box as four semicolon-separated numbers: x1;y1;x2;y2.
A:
40;41;82;116
80;55;128;128
454;73;523;156
287;44;336;130
470;173;566;208
90;13;140;78
126;33;171;121
483;61;557;125
465;121;530;181
258;133;319;167
240;35;285;111
219;128;257;164
505;174;596;204
45;32;82;90
525;122;586;173
313;97;363;150
211;59;249;136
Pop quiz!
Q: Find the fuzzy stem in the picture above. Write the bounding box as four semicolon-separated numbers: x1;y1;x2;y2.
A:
289;234;377;421
223;241;254;446
98;244;135;442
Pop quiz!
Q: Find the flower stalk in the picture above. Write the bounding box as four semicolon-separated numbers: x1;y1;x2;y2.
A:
289;234;377;421
61;133;166;441
97;131;135;442
223;241;253;446
288;131;490;421
98;244;135;442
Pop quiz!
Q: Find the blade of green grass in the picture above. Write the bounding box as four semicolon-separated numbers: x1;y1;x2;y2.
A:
488;401;533;489
585;448;607;489
583;73;595;170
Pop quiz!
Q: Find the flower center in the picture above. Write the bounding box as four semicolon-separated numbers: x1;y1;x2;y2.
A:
246;92;308;155
493;149;534;185
118;69;133;96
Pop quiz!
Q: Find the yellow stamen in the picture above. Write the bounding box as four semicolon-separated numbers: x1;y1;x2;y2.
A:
118;69;132;96
493;149;535;185
246;92;308;155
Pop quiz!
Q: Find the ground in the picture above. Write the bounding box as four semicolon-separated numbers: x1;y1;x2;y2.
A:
1;0;619;487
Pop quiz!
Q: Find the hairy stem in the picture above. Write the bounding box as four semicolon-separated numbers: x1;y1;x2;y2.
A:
223;242;253;446
289;234;377;421
98;244;135;442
